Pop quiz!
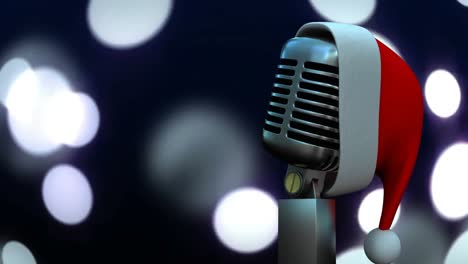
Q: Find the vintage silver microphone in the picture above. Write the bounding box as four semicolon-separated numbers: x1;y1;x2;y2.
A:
263;35;339;264
263;35;340;196
263;21;424;264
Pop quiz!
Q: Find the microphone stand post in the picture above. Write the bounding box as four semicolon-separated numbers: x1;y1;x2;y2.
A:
278;166;336;264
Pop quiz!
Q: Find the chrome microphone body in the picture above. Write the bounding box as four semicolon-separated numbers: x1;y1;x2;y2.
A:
263;21;418;264
263;36;340;198
263;35;339;264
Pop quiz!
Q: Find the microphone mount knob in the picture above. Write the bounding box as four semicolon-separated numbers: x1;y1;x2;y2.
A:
284;165;327;199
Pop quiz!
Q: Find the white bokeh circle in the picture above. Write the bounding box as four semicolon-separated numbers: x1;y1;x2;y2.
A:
42;164;94;225
308;0;376;24
445;229;468;263
4;66;100;154
69;93;100;147
425;69;461;118
43;91;100;147
0;58;31;105
87;0;173;49
1;241;36;264
431;143;468;220
358;189;401;233
213;187;278;254
458;0;468;7
43;90;86;145
5;67;71;156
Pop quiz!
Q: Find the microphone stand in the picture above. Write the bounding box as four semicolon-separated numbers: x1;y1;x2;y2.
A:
278;166;336;264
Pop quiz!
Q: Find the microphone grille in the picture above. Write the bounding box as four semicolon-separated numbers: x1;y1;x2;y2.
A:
263;37;340;171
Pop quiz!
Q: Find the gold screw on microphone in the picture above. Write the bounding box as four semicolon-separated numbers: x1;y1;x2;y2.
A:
284;171;303;195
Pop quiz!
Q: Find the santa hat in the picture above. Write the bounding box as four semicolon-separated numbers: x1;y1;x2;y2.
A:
295;23;424;263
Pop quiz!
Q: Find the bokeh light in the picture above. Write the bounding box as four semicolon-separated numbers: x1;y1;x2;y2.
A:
445;229;468;263
213;187;278;254
4;65;100;155
431;143;468;220
87;0;173;49
43;91;100;147
394;210;448;264
358;188;401;233
42;164;93;225
425;69;461;118
337;246;372;264
1;241;36;264
43;91;86;145
372;32;402;57
0;36;83;86
5;67;68;156
146;103;257;215
5;69;40;124
308;0;376;24
457;0;468;7
66;92;100;148
0;58;30;105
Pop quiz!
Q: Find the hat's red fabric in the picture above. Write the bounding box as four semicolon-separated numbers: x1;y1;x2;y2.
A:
375;39;424;230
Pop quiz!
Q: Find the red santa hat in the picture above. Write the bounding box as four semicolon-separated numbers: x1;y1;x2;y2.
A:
295;23;424;263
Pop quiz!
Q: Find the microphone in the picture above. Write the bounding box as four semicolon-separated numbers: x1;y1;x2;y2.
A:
263;22;423;264
263;36;340;198
264;32;339;264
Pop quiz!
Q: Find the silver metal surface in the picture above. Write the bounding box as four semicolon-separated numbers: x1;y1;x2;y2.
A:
279;199;336;264
264;35;339;264
263;37;340;173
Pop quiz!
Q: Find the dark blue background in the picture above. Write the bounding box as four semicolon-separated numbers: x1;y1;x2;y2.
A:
0;0;466;263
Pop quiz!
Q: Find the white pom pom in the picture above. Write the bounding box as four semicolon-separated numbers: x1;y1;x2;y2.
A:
364;228;401;264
